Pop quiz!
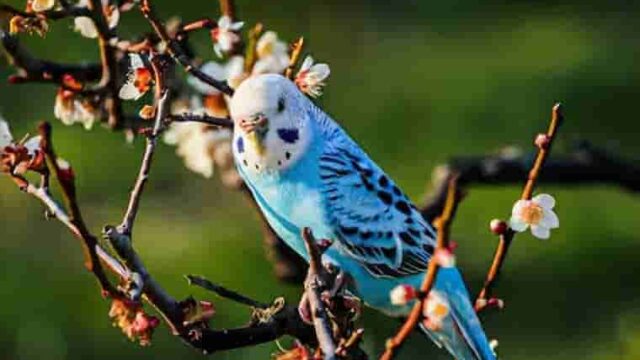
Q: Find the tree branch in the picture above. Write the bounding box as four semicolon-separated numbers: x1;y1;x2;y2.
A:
474;103;564;312
381;177;461;360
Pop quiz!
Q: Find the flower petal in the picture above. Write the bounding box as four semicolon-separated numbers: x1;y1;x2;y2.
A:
108;7;120;29
32;0;55;12
0;117;13;148
511;199;527;216
530;225;550;240
310;63;330;81
119;83;142;100
218;15;231;29
300;56;314;72
229;21;244;31
509;216;528;232
23;135;42;155
533;193;555;210
74;16;98;38
540;209;559;229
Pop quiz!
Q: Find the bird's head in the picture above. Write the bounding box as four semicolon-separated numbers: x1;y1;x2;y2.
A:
230;74;313;172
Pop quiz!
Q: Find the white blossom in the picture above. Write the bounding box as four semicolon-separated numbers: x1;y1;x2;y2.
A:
422;291;450;331
31;0;55;12
390;284;417;306
163;98;232;178
212;15;243;58
74;0;119;39
294;56;330;98
252;31;290;75
510;193;559;239
0;116;13;148
119;54;152;101
54;89;98;130
188;56;244;95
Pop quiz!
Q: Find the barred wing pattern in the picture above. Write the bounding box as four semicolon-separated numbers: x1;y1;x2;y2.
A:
319;142;437;278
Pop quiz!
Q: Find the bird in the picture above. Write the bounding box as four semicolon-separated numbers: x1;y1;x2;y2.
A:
229;73;496;360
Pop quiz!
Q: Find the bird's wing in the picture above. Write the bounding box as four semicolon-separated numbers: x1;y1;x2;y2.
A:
319;142;436;278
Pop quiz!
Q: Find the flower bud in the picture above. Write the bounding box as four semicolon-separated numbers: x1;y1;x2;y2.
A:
390;284;417;306
489;219;508;235
534;133;551;150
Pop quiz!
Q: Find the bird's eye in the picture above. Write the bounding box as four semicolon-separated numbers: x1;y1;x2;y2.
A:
277;97;285;113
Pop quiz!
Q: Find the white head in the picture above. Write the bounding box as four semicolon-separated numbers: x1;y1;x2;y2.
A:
230;74;313;173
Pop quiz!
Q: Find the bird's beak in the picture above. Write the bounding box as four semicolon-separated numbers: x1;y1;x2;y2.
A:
240;113;269;156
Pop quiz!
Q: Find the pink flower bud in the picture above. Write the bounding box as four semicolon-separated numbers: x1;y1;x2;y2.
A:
390;284;417;306
534;133;551;150
489;219;507;235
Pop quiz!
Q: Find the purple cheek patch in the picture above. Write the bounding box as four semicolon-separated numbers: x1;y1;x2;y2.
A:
277;128;299;144
236;136;245;153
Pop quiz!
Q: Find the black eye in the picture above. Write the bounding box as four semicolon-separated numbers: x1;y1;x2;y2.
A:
277;97;285;112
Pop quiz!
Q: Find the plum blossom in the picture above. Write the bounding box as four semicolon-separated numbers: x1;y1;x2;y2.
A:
54;89;98;129
163;98;232;178
433;248;456;268
0;117;12;149
509;193;559;239
295;56;330;98
119;54;153;101
188;56;245;96
0;116;44;175
74;0;120;39
390;284;417;306
422;290;450;331
211;15;243;58
252;31;290;75
30;0;55;12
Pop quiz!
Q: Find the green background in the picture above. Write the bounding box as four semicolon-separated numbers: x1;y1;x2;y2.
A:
1;0;640;359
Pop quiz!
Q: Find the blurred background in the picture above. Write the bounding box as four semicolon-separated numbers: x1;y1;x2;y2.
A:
1;0;640;359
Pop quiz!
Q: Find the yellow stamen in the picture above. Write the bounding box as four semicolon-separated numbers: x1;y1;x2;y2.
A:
519;202;543;225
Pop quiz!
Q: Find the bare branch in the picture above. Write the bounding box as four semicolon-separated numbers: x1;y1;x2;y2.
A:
474;103;564;312
302;228;337;360
139;0;234;96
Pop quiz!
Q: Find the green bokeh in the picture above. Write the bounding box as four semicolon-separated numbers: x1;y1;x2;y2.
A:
1;1;639;359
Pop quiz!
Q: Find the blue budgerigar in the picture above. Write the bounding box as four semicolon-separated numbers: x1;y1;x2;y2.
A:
229;74;496;360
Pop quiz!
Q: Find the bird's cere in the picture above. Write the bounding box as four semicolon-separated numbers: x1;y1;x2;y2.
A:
390;284;417;306
211;15;244;58
421;291;450;331
252;31;290;75
119;54;153;101
30;0;55;12
434;248;456;268
74;0;120;39
54;89;99;130
294;56;330;98
509;193;559;239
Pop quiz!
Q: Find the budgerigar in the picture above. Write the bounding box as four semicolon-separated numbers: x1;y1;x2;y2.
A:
229;74;496;360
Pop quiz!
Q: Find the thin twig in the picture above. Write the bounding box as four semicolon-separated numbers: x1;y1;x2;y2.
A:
381;177;460;360
168;114;233;128
36;122;119;296
474;103;564;311
302;228;337;360
285;37;304;79
186;275;267;309
139;0;234;96
118;59;169;236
